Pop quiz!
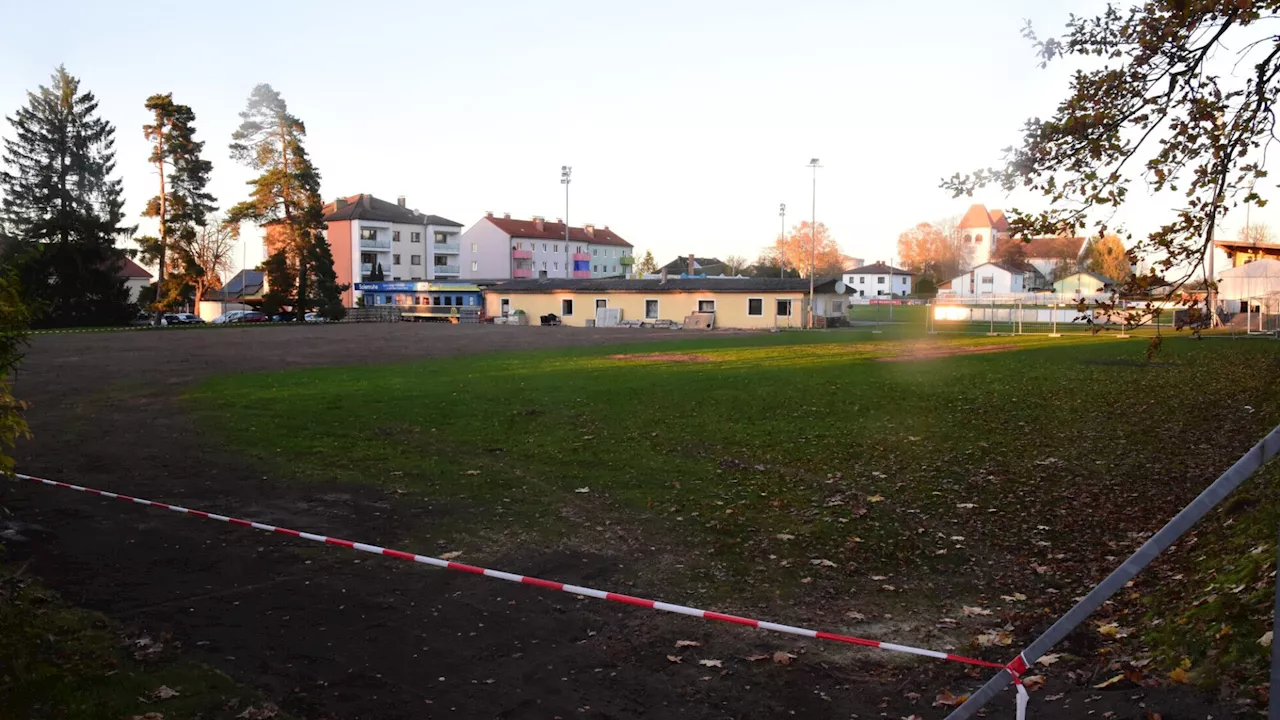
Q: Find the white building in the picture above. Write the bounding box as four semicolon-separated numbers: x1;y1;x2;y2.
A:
942;261;1038;296
957;203;1086;284
841;262;914;297
957;205;1008;267
322;194;464;307
458;212;634;280
117;257;154;304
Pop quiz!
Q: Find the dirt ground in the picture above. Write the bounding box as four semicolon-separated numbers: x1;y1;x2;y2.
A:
4;324;1231;719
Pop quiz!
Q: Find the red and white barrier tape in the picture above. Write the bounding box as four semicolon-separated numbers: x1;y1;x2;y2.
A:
11;472;1029;714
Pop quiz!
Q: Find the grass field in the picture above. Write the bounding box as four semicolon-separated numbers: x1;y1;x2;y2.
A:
192;331;1280;640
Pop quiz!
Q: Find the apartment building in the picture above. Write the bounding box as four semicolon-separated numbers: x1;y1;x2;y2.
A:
323;194;463;307
458;212;634;280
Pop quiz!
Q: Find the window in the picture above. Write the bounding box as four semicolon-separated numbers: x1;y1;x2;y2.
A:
964;234;972;243
553;244;558;252
832;300;844;314
645;299;659;319
471;243;478;253
543;243;548;252
471;260;478;272
393;231;401;242
593;265;598;272
435;232;450;244
593;248;598;256
541;261;547;269
392;276;401;281
698;300;716;313
858;276;865;284
360;228;377;241
514;241;522;250
500;298;510;316
980;275;994;285
877;276;885;284
776;299;793;316
411;232;421;243
443;296;452;306
434;256;448;267
393;254;401;265
747;298;763;316
411;255;422;265
561;299;574;316
554;262;559;270
383;295;392;305
576;245;583;253
612;265;617;273
455;295;463;306
596;299;607;310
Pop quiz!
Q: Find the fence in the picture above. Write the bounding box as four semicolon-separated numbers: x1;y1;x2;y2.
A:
927;296;1182;336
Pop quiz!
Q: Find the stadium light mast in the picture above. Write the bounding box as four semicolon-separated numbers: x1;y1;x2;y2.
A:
778;203;786;279
561;166;572;277
807;159;821;328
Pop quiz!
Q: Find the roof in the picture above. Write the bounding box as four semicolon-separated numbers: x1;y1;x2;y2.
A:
1016;236;1086;259
482;216;633;247
1058;271;1116;285
843;262;915;276
490;277;810;293
216;270;265;298
988;209;1010;232
322;194;462;227
958;204;994;230
1216;238;1280;252
116;257;152;279
659;256;725;273
1219;258;1280;279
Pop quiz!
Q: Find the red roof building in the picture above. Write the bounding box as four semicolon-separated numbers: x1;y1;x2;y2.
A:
460;212;635;280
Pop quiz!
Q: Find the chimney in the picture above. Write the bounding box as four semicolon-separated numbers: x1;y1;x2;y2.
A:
333;197;348;210
504;212;511;220
584;223;595;239
660;267;668;283
533;216;544;232
397;196;406;208
688;254;696;275
361;195;371;208
556;217;563;224
485;210;493;218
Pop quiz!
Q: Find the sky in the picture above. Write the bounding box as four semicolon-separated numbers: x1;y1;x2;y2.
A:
0;0;1258;276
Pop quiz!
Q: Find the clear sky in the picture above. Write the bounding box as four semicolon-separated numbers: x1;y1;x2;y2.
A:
0;0;1255;275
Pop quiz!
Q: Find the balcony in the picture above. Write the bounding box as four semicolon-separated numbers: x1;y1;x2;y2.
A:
619;255;635;265
361;263;373;274
433;242;460;254
513;268;533;278
573;270;591;278
360;237;391;250
511;248;533;260
573;253;590;262
433;265;460;276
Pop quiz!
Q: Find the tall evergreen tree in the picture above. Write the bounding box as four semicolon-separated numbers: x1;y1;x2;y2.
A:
227;84;344;320
0;66;134;327
138;94;215;319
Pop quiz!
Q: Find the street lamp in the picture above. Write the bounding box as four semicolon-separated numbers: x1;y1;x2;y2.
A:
778;202;786;279
807;158;821;328
561;166;571;277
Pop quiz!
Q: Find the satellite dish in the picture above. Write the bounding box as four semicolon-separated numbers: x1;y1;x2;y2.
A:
834;281;847;294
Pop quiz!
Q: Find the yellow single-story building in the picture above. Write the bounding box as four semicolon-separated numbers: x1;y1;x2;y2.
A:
485;278;813;329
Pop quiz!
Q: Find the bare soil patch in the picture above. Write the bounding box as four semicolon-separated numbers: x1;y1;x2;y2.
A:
877;342;1020;362
608;352;713;363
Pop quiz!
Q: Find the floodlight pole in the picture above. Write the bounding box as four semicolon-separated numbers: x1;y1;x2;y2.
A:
561;166;571;277
779;203;786;279
808;159;821;328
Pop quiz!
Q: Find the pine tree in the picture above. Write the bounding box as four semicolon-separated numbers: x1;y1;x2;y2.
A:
227;84;344;320
635;250;658;276
0;66;134;327
139;94;215;318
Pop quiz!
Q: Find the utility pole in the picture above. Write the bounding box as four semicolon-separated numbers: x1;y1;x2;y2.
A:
808;159;821;328
561;166;571;278
779;203;786;279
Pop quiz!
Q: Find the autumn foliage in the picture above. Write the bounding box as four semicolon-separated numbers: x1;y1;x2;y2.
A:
896;222;967;283
762;221;846;278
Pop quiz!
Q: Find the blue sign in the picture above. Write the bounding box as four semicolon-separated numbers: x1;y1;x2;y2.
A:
354;282;423;292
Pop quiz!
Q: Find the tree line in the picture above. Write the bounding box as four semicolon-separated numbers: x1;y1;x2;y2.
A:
0;66;345;328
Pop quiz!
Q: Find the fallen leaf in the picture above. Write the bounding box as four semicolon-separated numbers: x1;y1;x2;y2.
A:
439;551;463;560
131;714;165;720
1260;631;1274;648
698;659;723;668
933;689;969;707
463;470;481;475
1036;653;1061;667
744;654;769;662
1022;675;1046;691
772;651;796;665
775;533;795;541
962;606;992;616
975;631;1012;647
870;575;889;581
151;686;180;700
675;640;701;648
237;705;279;720
1145;712;1163;720
1168;667;1190;685
1001;593;1028;602
1045;693;1065;701
809;558;838;567
1093;673;1125;689
574;487;590;493
903;691;921;703
666;655;682;663
956;503;977;509
867;494;885;503
845;611;867;622
1097;622;1120;638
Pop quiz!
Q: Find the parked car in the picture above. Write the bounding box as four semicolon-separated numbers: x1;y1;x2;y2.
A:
235;311;269;323
304;312;326;323
212;310;247;324
161;313;204;326
270;311;297;323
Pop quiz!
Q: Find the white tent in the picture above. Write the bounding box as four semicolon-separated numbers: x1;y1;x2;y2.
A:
1217;259;1280;300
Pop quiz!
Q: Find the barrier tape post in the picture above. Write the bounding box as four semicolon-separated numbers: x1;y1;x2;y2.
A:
8;472;1004;674
947;424;1280;720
